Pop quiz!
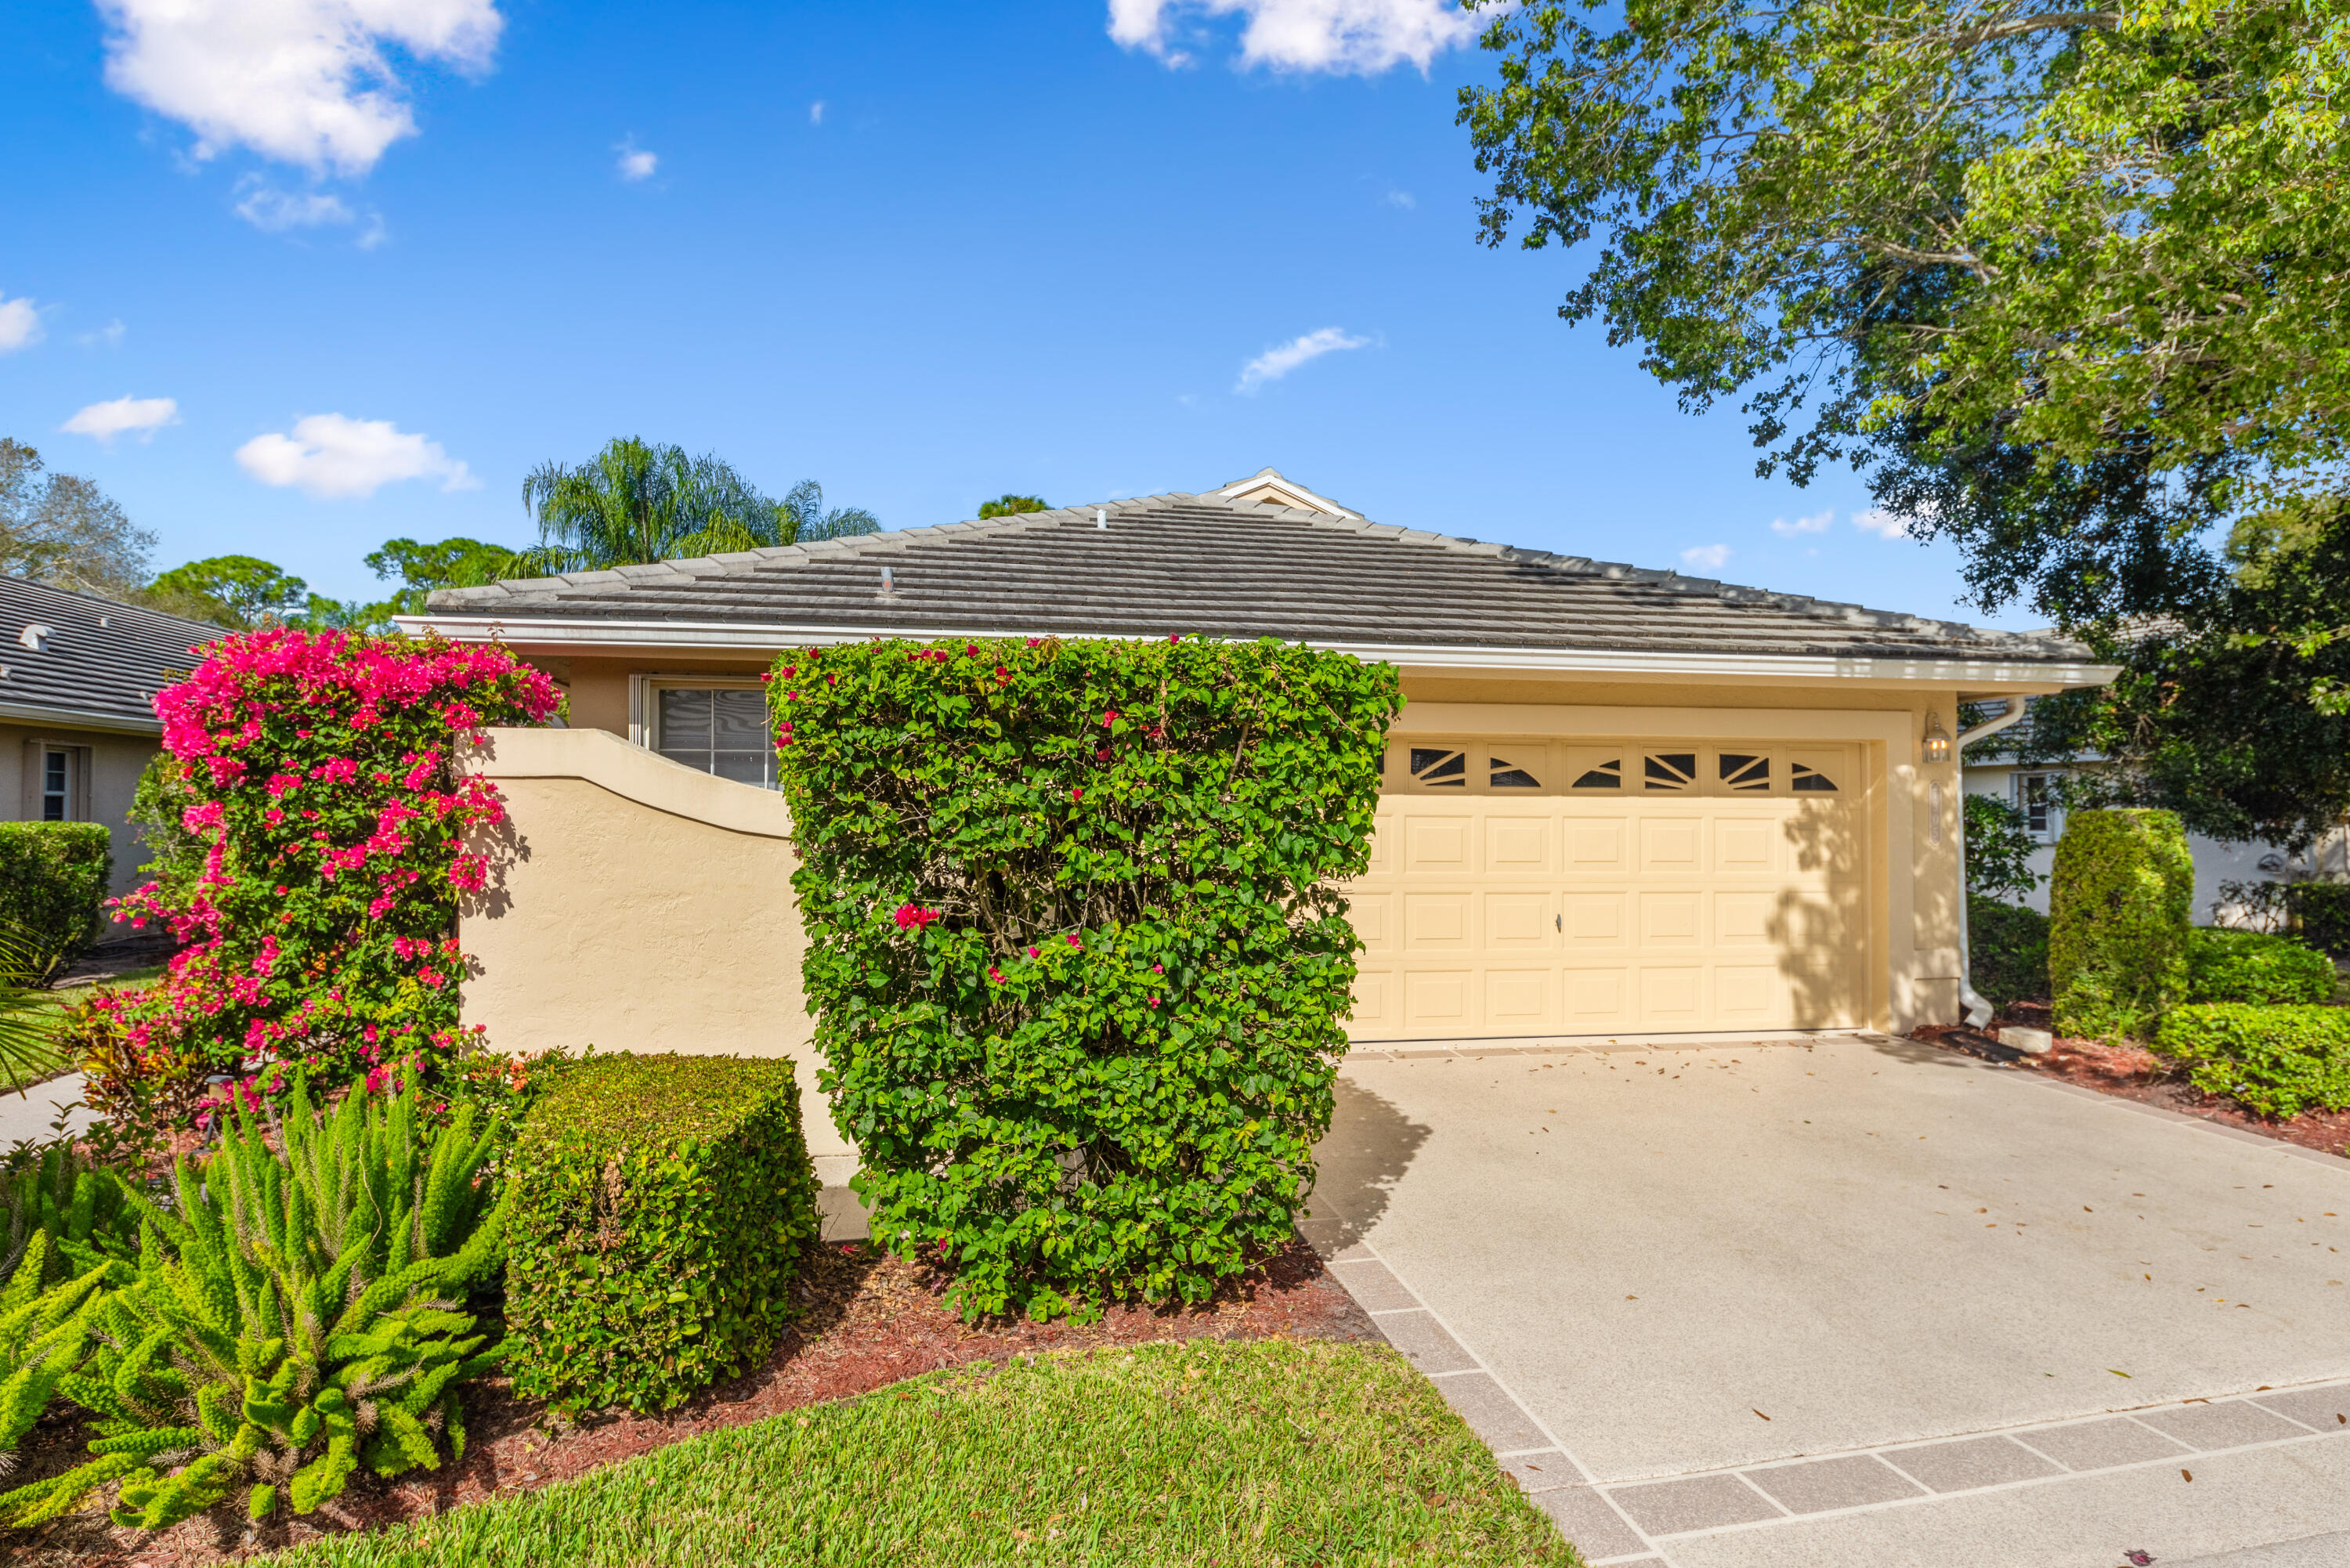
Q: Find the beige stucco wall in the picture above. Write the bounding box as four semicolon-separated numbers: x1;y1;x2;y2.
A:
0;721;165;898
457;727;844;1167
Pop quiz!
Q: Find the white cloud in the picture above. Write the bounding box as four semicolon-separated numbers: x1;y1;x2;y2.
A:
1680;544;1732;571
809;100;825;125
1380;186;1416;208
235;414;477;499
1235;326;1372;393
1853;507;1915;540
97;0;503;176
0;294;44;353
1109;0;1476;74
1769;508;1832;537
62;396;180;443
234;181;356;231
78;320;128;349
616;139;656;181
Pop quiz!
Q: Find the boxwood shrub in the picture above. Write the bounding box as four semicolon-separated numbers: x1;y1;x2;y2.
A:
2049;808;2194;1039
2153;1004;2350;1119
772;635;1401;1321
2288;883;2350;958
1968;895;2049;1009
0;823;110;980
2186;928;2337;1006
503;1053;819;1414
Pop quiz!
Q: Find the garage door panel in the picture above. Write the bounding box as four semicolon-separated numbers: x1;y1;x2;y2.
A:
1403;816;1473;873
1714;964;1784;1024
1484;892;1556;950
1563;893;1626;946
1640;819;1704;873
1352;971;1395;1029
1404;893;1472;952
1640;891;1703;946
1405;970;1473;1028
1640;966;1705;1024
1713;891;1777;948
1484;968;1551;1026
1485;816;1551;873
1715;817;1777;873
1566;821;1629;873
1350;892;1395;954
1562;967;1630;1026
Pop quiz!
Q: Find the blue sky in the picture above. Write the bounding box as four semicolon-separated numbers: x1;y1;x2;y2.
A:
1;0;2024;626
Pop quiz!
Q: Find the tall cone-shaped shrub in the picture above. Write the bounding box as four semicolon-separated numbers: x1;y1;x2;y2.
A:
0;1078;511;1529
2050;807;2195;1039
773;634;1399;1321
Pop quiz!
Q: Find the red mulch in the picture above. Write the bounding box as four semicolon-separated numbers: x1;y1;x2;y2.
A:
9;1237;1378;1566
1913;1001;2350;1161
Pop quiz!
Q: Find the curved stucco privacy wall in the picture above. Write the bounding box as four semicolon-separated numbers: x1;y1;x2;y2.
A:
456;727;848;1168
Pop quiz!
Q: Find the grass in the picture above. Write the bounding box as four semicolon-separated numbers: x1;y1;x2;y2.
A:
271;1339;1578;1567
2;965;162;1093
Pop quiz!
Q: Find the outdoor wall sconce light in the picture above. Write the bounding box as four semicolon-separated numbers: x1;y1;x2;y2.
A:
1922;712;1952;765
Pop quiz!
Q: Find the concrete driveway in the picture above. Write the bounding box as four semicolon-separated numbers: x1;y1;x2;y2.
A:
1307;1033;2350;1568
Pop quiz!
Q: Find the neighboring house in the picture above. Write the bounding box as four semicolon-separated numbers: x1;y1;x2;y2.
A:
404;469;2117;1170
0;575;218;898
1962;705;2350;925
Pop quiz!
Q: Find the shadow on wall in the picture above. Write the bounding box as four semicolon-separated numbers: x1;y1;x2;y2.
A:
1306;1075;1434;1252
1769;797;1869;1030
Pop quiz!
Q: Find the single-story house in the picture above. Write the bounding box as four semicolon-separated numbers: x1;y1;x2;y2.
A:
1961;705;2350;925
0;575;217;897
403;469;2117;1176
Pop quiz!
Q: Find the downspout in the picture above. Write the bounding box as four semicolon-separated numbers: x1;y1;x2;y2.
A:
1954;700;2034;1027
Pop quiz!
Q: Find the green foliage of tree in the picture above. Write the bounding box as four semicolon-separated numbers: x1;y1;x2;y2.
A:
2048;807;2194;1038
145;555;309;629
1459;0;2350;612
363;537;525;616
8;1078;511;1529
1962;793;2041;901
519;438;877;572
977;493;1048;518
0;439;155;599
774;636;1401;1321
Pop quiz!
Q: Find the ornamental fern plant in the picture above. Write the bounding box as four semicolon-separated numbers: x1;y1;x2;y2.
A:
2;1077;512;1530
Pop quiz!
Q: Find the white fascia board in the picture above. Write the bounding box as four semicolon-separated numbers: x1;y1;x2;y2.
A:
0;701;162;736
395;614;2120;690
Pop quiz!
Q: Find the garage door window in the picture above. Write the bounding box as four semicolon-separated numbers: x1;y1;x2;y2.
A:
1488;755;1542;789
1791;761;1839;793
1571;757;1623;789
1408;747;1466;787
1719;753;1770;791
1386;742;1851;797
1643;752;1697;790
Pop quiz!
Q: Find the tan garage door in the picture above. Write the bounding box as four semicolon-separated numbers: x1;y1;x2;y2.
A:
1345;739;1867;1040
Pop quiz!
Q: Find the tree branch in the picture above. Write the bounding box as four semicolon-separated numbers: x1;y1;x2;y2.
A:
1949;10;2121;47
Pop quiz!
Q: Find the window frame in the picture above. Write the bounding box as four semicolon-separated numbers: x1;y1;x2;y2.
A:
2013;771;2061;842
636;676;778;789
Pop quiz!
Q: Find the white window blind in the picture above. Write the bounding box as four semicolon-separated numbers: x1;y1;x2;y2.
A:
655;688;776;788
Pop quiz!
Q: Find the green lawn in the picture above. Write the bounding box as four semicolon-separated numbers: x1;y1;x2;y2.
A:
272;1339;1577;1567
4;966;162;1093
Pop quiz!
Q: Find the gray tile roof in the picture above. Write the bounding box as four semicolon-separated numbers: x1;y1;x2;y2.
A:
421;490;2096;667
0;576;219;732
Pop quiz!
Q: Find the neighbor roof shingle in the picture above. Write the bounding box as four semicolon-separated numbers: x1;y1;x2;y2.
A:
0;576;218;732
421;491;2094;667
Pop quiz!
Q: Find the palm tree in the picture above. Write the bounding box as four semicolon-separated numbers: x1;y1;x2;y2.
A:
519;439;879;572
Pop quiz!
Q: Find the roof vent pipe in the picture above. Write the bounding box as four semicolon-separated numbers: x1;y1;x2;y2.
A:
880;565;895;594
1095;508;1106;530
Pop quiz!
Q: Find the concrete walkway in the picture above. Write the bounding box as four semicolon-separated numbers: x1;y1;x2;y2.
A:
1306;1032;2350;1568
0;1073;95;1149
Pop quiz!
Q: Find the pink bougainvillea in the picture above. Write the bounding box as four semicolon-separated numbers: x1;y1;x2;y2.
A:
110;628;559;1096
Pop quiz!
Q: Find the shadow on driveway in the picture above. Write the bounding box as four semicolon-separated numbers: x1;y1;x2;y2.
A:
1307;1075;1433;1252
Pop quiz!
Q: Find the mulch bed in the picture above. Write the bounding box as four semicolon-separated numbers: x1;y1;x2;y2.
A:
10;1237;1380;1566
1913;1000;2350;1162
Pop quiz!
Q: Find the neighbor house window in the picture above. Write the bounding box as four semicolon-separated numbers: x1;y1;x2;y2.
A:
654;687;776;788
2015;772;2059;840
39;748;72;821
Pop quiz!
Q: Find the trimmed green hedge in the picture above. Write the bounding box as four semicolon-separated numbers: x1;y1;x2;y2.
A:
503;1053;820;1414
2153;1004;2350;1119
2049;808;2193;1039
1969;895;2049;1009
0;824;110;981
2289;883;2350;958
773;635;1400;1321
2186;928;2337;1006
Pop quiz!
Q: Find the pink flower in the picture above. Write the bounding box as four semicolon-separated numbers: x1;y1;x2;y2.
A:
988;966;1005;984
1066;933;1081;948
1026;946;1039;958
1101;710;1119;727
1148;996;1159;1008
893;903;942;930
1152;963;1163;974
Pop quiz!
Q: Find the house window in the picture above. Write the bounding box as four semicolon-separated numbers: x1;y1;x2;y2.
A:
654;687;776;788
40;749;71;821
1408;747;1466;787
1643;753;1697;791
2015;772;2059;840
1489;754;1542;789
